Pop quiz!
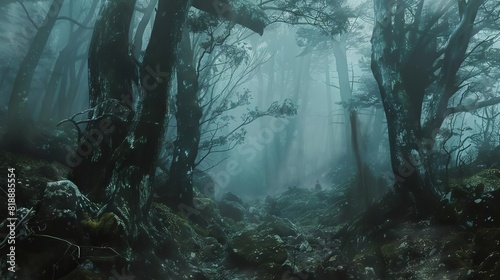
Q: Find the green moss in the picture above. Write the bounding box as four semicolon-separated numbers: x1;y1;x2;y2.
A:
150;203;199;253
81;212;126;247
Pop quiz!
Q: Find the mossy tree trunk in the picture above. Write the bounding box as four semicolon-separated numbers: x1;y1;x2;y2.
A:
69;0;137;201
101;0;193;235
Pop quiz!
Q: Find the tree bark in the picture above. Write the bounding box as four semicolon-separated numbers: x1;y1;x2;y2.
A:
332;35;353;159
69;0;137;201
164;28;202;208
102;0;193;233
370;0;440;217
132;0;157;58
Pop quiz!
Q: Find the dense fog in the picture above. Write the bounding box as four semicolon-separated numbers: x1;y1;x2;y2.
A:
1;0;500;279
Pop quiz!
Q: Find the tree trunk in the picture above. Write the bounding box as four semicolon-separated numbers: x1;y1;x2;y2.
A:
102;0;192;233
332;35;353;159
165;28;202;208
324;55;335;157
6;0;65;148
132;0;157;58
370;0;485;218
39;0;98;122
371;9;440;217
69;0;137;201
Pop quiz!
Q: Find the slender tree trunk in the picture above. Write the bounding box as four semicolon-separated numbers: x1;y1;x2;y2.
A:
324;55;335;157
132;0;157;58
6;0;65;148
39;0;97;121
165;28;202;208
332;35;352;159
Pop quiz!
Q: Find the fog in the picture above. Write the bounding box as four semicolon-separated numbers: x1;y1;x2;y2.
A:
1;0;500;279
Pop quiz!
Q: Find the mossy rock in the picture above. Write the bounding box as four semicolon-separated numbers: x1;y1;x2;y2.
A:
228;230;287;272
150;203;200;253
218;200;245;222
453;169;500;192
0;150;64;211
257;216;297;238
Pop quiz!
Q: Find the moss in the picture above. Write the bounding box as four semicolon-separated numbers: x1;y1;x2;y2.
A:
150;203;199;253
0;150;66;209
452;169;500;192
228;230;288;269
81;212;126;248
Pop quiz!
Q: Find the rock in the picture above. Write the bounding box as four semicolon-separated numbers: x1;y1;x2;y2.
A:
193;171;216;198
199;237;223;262
218;194;246;222
380;239;423;271
228;230;287;274
257;215;298;238
221;192;244;204
37;180;98;236
458;169;500;192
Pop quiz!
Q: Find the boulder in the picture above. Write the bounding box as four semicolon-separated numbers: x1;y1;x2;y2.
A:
228;230;288;274
37;180;98;236
218;193;246;222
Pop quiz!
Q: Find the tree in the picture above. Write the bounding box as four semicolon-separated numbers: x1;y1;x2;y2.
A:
99;0;193;236
5;0;65;149
371;0;500;217
69;0;137;201
164;9;296;208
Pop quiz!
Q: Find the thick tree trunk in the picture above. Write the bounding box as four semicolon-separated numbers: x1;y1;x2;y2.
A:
102;0;193;232
69;0;137;201
370;0;440;217
165;28;202;208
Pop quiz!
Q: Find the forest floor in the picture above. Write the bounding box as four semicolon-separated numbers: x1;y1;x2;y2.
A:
0;142;500;279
